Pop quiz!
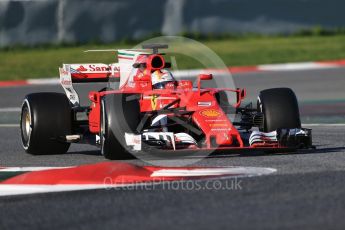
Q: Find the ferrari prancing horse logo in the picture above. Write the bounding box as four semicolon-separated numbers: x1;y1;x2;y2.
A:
151;95;158;110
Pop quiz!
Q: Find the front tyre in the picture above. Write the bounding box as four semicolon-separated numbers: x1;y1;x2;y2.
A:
258;88;301;132
100;94;140;160
20;93;72;155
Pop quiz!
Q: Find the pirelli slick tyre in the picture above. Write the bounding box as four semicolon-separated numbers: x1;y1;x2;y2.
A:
258;88;301;132
20;93;72;155
100;94;140;160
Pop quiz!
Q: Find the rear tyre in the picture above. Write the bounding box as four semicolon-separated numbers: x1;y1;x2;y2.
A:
20;93;72;155
100;94;140;160
258;88;301;132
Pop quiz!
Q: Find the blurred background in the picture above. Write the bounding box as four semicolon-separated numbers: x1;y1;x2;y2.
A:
1;0;345;46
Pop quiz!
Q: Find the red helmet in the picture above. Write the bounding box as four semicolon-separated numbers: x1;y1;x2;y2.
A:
136;55;148;64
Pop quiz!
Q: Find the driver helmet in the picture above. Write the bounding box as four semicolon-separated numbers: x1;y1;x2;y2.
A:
151;69;175;89
136;55;148;70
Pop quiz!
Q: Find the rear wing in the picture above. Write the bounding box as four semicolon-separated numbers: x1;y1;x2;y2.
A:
59;48;152;106
59;63;120;83
59;63;120;106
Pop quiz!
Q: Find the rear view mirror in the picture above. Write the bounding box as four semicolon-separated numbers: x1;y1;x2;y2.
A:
236;88;246;105
197;74;213;95
240;88;246;99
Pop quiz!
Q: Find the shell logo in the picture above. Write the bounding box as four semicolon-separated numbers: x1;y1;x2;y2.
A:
200;109;221;117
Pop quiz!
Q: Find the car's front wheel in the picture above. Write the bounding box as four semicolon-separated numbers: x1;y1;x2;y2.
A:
100;94;140;160
257;88;301;132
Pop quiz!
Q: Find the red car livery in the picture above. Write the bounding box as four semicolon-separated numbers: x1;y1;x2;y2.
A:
20;44;313;159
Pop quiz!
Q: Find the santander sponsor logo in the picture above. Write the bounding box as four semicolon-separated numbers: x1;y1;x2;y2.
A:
89;64;110;72
75;64;112;72
77;65;88;72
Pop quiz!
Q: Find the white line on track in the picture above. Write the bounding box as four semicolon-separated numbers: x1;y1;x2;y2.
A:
0;124;19;127
0;185;113;196
0;167;70;172
151;167;277;177
257;62;338;71
0;183;180;196
27;78;59;85
302;123;345;127
0;107;21;112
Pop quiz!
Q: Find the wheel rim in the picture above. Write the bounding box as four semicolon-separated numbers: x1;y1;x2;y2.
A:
25;111;31;136
20;100;32;149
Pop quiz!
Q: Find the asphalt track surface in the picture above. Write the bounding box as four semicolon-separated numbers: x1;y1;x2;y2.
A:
0;68;345;229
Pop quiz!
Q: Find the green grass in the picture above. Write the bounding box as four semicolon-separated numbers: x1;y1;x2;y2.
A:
1;35;345;80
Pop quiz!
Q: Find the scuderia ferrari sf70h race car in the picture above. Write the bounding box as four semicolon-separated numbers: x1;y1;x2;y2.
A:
20;44;313;160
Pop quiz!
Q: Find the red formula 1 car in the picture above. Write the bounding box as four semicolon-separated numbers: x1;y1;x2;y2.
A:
20;44;312;159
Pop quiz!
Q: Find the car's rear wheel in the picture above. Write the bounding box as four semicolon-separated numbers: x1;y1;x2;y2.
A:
20;93;72;155
257;88;301;132
100;94;140;160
